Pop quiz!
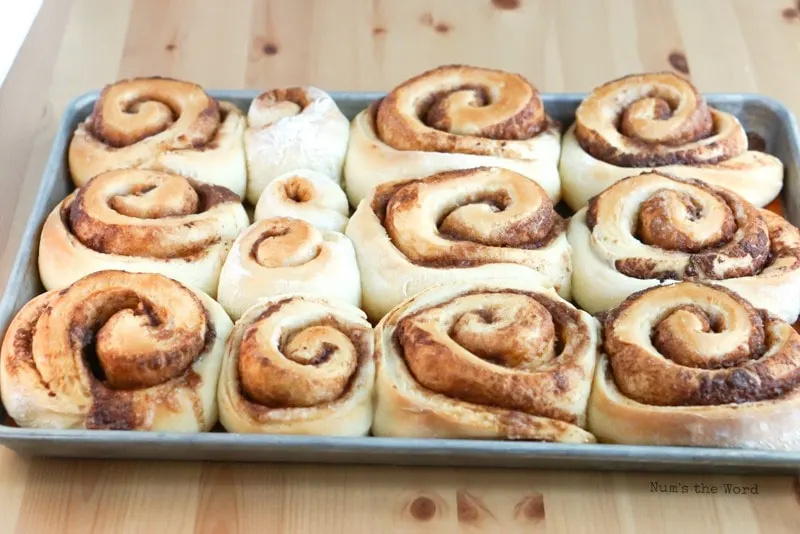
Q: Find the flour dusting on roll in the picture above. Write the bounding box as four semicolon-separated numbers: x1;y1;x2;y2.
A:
346;166;572;321
568;171;800;322
244;87;349;204
69;77;247;197
589;282;800;450
38;168;250;297
218;294;374;435
254;169;349;233
344;64;562;207
216;217;361;320
373;279;598;442
560;72;783;210
0;271;232;432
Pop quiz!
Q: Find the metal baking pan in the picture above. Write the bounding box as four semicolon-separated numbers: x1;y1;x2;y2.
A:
1;90;799;474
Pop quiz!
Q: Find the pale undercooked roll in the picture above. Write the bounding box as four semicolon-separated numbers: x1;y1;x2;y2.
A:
345;166;572;321
373;279;599;442
69;77;247;197
218;294;374;435
244;87;350;204
216;217;361;320
560;72;783;210
344;64;562;207
0;270;232;431
254;169;349;233
589;282;800;450
38;168;250;297
568;171;800;322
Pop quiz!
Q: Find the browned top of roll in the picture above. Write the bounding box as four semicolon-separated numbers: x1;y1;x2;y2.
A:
393;289;595;424
574;72;748;167
2;271;214;429
85;77;224;150
66;168;242;258
370;167;565;268
373;65;552;157
602;282;800;407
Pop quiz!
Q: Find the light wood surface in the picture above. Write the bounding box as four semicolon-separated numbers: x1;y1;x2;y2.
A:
2;0;800;532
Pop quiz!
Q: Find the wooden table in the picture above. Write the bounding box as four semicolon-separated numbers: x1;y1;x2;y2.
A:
2;0;800;532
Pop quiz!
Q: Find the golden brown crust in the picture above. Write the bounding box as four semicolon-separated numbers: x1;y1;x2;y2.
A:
217;295;375;435
374;65;553;156
589;282;800;449
0;271;232;431
574;72;748;167
373;280;599;442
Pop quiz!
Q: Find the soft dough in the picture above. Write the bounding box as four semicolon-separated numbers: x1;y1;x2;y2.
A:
343;64;562;207
559;72;783;210
0;270;233;432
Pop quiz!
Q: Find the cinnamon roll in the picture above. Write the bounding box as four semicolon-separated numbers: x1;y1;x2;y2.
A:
346;167;572;321
568;171;800;322
560;72;783;210
38;169;250;297
69;77;247;197
373;279;598;442
217;295;374;435
344;64;562;207
0;271;232;431
589;282;800;450
254;169;350;233
244;87;349;205
216;217;361;320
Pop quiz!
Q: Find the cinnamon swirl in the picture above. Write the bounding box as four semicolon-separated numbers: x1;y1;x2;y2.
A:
38;169;250;297
568;171;800;322
344;64;562;207
254;169;350;233
217;295;374;435
373;279;598;442
589;282;800;449
345;167;572;321
216;217;361;320
244;87;349;205
0;271;232;431
69;77;247;197
560;72;784;210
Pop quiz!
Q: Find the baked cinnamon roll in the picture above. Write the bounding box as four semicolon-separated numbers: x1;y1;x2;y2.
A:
560;72;783;210
217;295;374;435
244;87;349;204
345;167;572;321
0;271;232;431
373;280;598;442
344;64;562;207
254;169;349;233
568;171;800;322
589;282;800;450
216;217;361;320
69;77;247;197
38;169;250;297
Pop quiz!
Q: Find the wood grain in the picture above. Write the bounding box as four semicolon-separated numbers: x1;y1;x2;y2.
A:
2;0;800;532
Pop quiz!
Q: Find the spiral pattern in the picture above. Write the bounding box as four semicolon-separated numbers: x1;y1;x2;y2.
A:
373;280;598;442
588;282;800;449
244;86;350;204
376;64;550;156
38;169;250;296
216;217;361;320
0;271;232;431
346;167;572;320
343;65;562;207
568;171;800;322
253;169;350;233
68;77;247;196
559;72;784;210
217;295;374;435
